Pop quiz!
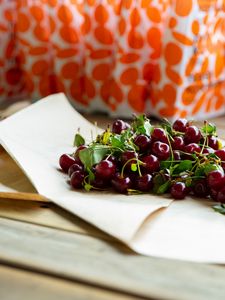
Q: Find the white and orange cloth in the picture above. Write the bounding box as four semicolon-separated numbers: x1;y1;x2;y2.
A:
0;0;225;120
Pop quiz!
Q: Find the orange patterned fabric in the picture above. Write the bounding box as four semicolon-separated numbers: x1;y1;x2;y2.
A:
0;0;225;120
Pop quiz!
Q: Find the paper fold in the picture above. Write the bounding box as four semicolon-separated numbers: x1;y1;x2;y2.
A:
0;93;171;243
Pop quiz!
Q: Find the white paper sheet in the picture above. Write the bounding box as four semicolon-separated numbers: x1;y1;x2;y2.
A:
1;93;225;263
0;93;171;243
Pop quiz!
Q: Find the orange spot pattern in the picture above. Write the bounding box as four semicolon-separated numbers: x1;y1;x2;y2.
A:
0;1;224;120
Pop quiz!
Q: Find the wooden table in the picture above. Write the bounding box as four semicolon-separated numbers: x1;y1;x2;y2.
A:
1;114;225;300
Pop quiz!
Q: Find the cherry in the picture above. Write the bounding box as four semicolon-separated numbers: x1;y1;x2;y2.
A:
185;143;201;154
172;136;184;150
95;160;116;180
59;154;76;173
68;163;83;177
141;154;160;173
112;119;129;134
91;176;110;189
152;141;170;160
173;118;189;133
136;174;153;192
184;126;201;144
170;182;187;200
216;187;225;203
193;179;209;197
173;150;181;160
121;151;137;169
215;149;225;169
202;147;214;154
210;188;218;201
111;174;132;193
208;135;219;150
207;170;225;189
134;134;151;152
151;128;168;144
70;171;85;189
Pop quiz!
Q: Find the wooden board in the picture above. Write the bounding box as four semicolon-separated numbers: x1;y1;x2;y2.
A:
0;217;225;300
1;114;225;300
0;264;139;300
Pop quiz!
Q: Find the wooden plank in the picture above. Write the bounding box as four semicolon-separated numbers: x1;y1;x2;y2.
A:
0;218;225;300
0;264;140;300
0;199;111;241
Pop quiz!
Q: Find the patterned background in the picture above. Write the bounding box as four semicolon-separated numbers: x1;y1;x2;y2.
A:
0;0;224;120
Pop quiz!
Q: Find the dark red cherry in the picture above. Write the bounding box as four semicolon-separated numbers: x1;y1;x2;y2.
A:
68;163;83;177
136;174;153;192
70;171;85;189
170;182;187;200
152;141;170;160
134;134;151;152
184;126;201;144
208;135;219;150
215;149;225;169
151;128;168;144
185;143;201;154
193;179;209;197
202;147;214;155
141;154;160;173
112;119;129;134
172;136;184;150
173;118;189;133
216;187;225;203
59;154;76;173
207;170;225;189
121;151;137;169
95;160;116;180
173;150;181;160
210;188;218;201
111;174;132;194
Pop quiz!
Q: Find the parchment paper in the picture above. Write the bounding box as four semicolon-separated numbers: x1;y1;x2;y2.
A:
0;93;171;243
1;93;225;263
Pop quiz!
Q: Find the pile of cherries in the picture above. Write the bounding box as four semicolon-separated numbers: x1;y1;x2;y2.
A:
59;117;225;203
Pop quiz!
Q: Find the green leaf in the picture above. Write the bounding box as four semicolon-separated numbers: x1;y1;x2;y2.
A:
213;204;225;215
157;181;171;194
74;133;85;147
111;135;124;149
160;159;172;169
195;163;223;177
173;160;193;174
153;173;165;194
202;122;217;135
79;145;110;169
132;114;153;136
131;163;137;172
87;167;95;181
161;118;173;136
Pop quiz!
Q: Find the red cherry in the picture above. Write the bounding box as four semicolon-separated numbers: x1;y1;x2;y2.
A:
59;154;76;173
151;128;168;144
141;154;160;173
111;174;132;194
173;118;189;133
152;141;170;160
136;174;153;192
207;170;225;189
171;182;187;200
95;160;116;180
184;126;201;144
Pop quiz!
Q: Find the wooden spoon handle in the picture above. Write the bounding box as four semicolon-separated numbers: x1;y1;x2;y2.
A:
0;192;50;203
